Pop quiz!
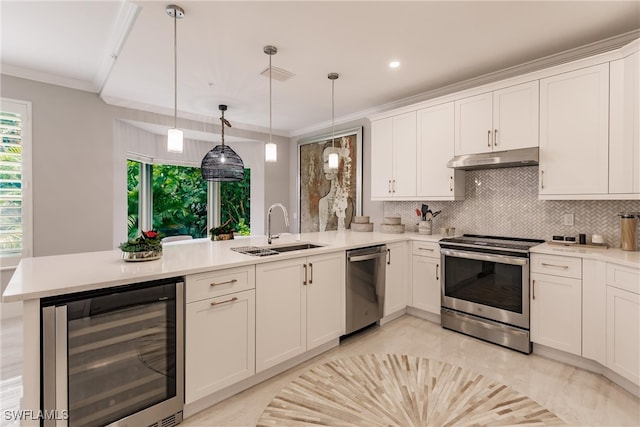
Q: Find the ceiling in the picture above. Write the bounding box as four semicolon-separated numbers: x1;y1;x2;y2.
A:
2;1;639;137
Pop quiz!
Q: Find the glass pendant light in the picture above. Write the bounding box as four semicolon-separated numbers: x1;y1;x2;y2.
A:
264;45;278;162
166;5;184;153
201;105;245;182
328;73;340;169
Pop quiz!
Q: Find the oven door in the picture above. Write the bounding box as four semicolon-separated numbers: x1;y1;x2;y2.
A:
441;248;530;329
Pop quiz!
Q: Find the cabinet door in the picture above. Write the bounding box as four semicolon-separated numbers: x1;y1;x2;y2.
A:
306;253;345;350
371;118;394;198
610;51;640;195
539;63;609;196
454;92;493;155
256;259;306;373
493;81;539;151
384;242;409;316
582;260;606;365
417;102;463;198
185;289;255;403
392;111;417;198
530;273;582;355
607;286;640;385
411;255;441;314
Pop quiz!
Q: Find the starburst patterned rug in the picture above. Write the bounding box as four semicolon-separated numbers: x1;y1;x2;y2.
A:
258;354;565;426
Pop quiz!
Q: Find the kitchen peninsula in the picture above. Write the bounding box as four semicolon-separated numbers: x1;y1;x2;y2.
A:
3;230;441;426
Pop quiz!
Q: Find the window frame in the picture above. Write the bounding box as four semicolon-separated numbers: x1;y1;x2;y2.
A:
0;98;33;267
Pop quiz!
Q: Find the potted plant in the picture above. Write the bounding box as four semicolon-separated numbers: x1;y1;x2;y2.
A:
119;230;163;261
210;219;235;241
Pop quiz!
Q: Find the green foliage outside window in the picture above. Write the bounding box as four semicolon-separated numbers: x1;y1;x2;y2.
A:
152;164;208;238
127;161;251;239
126;160;140;239
221;169;251;236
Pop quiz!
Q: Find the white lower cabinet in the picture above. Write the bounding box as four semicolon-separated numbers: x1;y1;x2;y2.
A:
582;259;607;366
185;267;256;404
530;254;582;356
410;241;441;314
606;264;640;385
256;252;344;373
384;242;409;317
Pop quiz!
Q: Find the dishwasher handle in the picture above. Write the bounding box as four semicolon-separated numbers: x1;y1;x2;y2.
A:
348;252;387;262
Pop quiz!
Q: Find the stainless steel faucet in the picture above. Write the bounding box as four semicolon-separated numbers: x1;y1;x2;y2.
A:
267;203;289;244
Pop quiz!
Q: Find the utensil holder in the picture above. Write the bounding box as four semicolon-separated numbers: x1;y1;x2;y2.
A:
418;220;432;235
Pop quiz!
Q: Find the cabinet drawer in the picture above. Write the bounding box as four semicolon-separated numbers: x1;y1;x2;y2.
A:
607;263;640;294
412;241;440;257
531;254;581;279
186;266;255;303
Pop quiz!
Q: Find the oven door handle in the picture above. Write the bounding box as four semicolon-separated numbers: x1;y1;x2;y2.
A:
440;248;528;266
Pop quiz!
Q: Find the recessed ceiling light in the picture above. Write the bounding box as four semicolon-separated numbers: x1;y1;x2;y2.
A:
389;61;400;68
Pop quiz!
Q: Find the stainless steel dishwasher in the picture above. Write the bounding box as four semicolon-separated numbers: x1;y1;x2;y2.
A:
345;244;387;335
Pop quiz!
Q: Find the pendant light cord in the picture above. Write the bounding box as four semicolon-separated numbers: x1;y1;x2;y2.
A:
173;9;178;129
269;53;273;144
331;77;335;148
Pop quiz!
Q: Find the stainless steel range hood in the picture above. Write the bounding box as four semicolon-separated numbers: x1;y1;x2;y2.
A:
447;147;539;170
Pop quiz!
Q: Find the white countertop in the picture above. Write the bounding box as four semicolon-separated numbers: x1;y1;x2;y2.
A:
2;231;443;302
530;242;640;268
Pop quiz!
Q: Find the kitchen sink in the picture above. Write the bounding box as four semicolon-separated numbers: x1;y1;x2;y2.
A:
231;242;323;257
268;243;323;252
231;246;279;257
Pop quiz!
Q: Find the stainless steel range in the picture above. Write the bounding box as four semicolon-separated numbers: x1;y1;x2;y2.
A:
439;234;544;354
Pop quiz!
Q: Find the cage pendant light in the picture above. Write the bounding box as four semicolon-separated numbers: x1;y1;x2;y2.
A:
166;5;184;153
201;105;245;182
264;45;278;162
328;73;340;169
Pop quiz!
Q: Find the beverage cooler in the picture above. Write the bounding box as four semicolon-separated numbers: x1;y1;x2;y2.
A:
40;277;184;427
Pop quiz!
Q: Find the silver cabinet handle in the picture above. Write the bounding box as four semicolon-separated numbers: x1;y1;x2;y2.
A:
211;297;238;306
210;279;238;287
309;263;313;285
303;263;308;285
436;264;439;281
494;129;498;146
532;279;535;300
541;262;569;269
540;170;544;189
487;130;491;147
387;248;391;265
392;180;396;193
419;247;434;252
388;180;392;193
449;176;453;192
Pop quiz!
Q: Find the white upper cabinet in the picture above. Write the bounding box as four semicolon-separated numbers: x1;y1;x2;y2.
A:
417;103;464;200
539;63;610;197
371;112;417;200
454;81;539;156
609;51;640;196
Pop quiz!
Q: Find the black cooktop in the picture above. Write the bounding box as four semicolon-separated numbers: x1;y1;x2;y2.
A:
439;234;545;252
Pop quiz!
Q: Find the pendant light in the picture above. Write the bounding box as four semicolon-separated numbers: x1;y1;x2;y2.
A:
201;105;245;182
166;4;184;153
328;73;340;169
264;45;278;162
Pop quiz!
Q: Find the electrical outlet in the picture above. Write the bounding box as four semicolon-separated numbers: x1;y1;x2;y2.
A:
563;213;574;226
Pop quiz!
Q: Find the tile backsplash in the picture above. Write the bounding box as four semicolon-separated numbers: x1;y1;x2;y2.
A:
384;166;640;248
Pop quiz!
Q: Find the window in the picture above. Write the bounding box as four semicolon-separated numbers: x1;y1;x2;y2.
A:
126;160;250;239
0;99;31;263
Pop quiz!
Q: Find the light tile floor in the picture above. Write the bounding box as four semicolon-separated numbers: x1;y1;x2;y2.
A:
182;315;640;427
1;315;638;427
